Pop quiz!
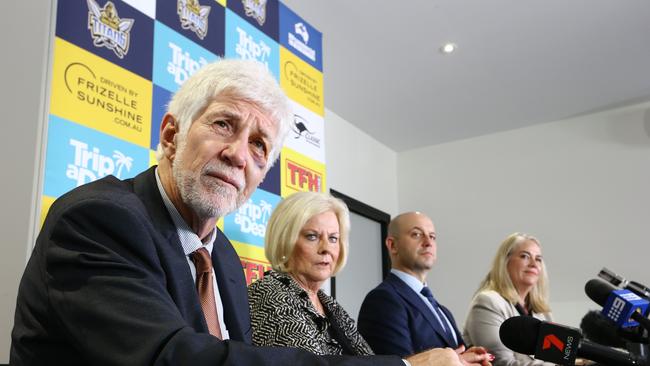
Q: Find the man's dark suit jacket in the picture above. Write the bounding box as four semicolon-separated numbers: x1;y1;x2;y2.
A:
357;273;465;357
11;167;401;365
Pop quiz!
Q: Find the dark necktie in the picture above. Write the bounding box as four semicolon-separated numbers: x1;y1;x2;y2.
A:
191;247;222;339
420;286;451;336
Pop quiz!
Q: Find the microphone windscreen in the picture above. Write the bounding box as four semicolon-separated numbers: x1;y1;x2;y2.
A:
499;316;541;355
579;310;627;348
585;278;616;306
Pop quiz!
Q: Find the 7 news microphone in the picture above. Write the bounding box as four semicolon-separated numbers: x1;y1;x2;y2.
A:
499;316;646;365
585;278;650;331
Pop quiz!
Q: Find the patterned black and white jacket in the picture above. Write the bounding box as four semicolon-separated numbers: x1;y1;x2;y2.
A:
248;270;374;356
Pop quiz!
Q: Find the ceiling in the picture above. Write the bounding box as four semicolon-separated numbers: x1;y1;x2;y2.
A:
280;0;650;152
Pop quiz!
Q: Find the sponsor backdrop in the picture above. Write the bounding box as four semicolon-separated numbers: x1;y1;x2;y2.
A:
42;0;325;285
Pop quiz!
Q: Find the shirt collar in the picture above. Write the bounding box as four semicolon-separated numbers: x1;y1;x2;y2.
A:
391;268;426;293
154;167;217;256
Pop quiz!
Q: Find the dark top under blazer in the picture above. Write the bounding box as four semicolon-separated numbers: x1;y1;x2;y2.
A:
358;273;465;357
11;167;402;366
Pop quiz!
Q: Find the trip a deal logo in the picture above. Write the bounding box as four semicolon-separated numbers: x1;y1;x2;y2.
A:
87;0;134;59
224;188;281;247
177;0;211;40
152;21;218;93
225;10;279;78
43;116;149;198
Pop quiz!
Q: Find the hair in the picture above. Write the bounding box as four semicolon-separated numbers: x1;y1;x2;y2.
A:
478;232;551;313
155;59;292;169
265;192;350;275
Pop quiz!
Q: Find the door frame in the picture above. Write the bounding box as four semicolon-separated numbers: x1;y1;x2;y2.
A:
329;189;391;298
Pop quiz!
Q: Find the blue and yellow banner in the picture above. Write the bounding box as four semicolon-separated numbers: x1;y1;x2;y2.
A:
50;38;153;148
43;0;324;286
280;47;324;116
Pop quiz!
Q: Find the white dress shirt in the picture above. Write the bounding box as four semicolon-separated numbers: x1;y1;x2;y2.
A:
155;168;229;339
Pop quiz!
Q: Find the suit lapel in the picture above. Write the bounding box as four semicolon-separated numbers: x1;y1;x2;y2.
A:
212;229;250;343
386;273;455;347
133;167;208;334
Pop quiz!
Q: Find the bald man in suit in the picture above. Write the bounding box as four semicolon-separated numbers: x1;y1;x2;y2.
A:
358;212;492;365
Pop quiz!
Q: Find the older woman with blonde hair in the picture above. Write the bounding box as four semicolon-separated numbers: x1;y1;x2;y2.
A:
463;233;554;366
247;191;374;356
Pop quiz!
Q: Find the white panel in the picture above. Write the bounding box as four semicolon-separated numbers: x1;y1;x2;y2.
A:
335;212;383;322
284;100;325;163
324;109;398;216
123;0;156;18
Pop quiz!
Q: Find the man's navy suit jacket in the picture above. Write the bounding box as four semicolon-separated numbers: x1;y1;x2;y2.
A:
358;273;465;357
11;167;401;365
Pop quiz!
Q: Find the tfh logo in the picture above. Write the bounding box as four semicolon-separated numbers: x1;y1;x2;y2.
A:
286;160;321;192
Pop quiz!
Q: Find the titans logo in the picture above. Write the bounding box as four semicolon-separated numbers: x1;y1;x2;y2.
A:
177;0;211;40
87;0;134;59
242;0;267;26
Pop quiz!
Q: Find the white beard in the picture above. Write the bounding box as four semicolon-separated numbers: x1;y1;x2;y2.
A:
172;142;246;220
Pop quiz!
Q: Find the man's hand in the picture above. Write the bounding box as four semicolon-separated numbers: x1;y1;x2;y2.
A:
405;347;463;366
455;345;493;366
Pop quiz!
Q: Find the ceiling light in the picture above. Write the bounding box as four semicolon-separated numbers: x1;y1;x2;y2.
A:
440;43;457;54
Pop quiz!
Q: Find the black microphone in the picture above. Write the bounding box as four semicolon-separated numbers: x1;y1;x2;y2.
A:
580;310;629;348
585;278;650;331
599;268;650;301
499;316;646;365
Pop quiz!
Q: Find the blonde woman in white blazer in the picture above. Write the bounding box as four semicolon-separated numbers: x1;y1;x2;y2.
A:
463;233;555;366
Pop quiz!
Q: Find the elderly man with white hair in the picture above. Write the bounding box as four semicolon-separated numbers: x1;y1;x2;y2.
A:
11;59;464;366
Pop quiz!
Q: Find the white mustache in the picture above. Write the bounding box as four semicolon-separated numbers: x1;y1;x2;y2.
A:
203;164;244;192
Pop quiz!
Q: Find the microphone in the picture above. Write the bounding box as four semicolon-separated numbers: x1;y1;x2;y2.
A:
580;310;628;348
585;278;650;330
499;316;646;365
599;268;650;300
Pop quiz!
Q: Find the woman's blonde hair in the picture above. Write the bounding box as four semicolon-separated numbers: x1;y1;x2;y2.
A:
478;232;551;313
265;192;350;275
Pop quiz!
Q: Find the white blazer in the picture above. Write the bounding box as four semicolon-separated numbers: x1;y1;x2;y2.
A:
463;290;556;366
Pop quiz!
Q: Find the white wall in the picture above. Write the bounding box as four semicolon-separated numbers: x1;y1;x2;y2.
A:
324;108;399;319
325;109;398;216
1;2;53;362
397;102;650;329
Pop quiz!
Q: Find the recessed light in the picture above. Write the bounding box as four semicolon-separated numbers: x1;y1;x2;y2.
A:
440;43;457;54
